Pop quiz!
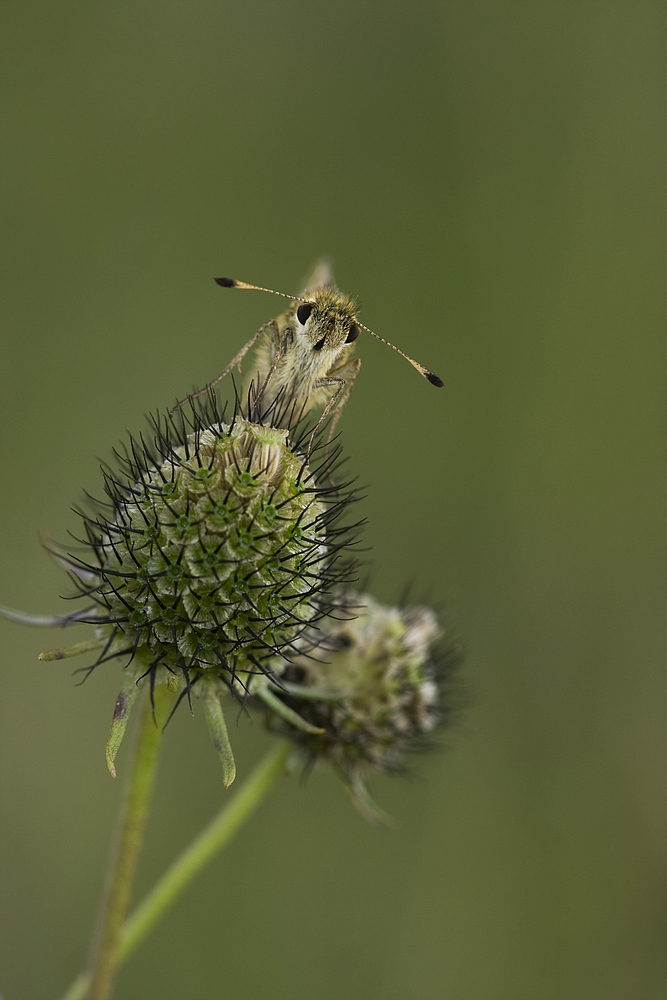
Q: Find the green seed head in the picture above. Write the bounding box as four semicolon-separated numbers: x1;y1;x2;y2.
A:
64;397;358;695
260;591;460;821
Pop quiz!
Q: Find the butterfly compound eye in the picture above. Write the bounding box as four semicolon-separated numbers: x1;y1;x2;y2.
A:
345;323;360;343
297;303;314;325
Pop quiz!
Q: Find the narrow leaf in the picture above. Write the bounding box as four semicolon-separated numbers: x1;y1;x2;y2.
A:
39;637;105;661
0;603;95;628
106;673;140;778
202;686;237;787
257;685;325;735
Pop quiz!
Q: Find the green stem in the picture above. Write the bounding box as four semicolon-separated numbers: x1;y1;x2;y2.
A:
61;739;292;1000
83;684;173;1000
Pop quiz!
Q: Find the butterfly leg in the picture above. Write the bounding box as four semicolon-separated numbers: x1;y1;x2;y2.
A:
324;356;361;447
254;329;289;408
170;319;277;414
306;357;361;465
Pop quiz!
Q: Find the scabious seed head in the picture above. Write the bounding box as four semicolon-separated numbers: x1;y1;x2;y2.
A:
95;423;316;670
259;591;460;821
66;396;358;696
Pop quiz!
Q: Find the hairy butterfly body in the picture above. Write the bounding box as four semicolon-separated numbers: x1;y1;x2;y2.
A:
173;261;444;456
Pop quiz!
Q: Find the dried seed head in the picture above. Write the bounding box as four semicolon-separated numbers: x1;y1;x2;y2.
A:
259;591;461;822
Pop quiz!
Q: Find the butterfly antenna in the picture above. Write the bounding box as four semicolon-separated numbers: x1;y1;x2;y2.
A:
358;322;445;387
214;277;309;303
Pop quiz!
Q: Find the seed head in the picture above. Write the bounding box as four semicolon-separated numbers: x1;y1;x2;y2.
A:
259;591;461;822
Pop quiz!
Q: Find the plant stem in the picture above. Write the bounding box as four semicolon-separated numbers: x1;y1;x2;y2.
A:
61;739;292;1000
84;684;173;1000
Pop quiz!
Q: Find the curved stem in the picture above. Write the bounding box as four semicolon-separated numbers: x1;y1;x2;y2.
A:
84;684;173;1000
61;739;292;1000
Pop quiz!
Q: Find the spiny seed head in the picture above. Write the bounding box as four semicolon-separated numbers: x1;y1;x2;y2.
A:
260;591;460;821
61;393;359;694
96;419;324;672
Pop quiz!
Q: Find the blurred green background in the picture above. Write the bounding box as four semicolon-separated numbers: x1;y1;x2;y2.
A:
1;2;665;998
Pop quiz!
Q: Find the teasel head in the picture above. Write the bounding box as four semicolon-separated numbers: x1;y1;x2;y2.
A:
257;591;461;823
2;389;361;785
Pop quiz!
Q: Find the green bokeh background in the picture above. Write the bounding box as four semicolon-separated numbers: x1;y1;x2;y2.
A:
1;3;665;998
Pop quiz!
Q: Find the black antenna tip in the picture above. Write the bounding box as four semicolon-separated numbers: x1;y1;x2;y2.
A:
214;277;236;287
426;372;445;388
